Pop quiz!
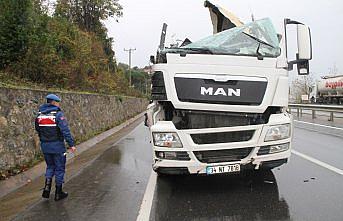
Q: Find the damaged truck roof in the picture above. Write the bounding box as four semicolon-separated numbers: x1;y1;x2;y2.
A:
204;0;244;34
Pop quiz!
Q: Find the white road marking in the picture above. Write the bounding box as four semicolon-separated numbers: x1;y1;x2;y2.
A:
292;150;343;175
136;170;157;221
294;120;343;131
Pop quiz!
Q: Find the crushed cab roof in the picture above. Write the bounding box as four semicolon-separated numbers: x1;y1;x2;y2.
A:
204;0;244;34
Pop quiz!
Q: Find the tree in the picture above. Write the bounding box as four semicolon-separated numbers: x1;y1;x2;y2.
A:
117;63;150;95
79;0;123;33
54;0;122;72
118;62;129;70
54;0;123;34
54;0;73;21
0;0;144;97
290;75;316;103
0;0;33;69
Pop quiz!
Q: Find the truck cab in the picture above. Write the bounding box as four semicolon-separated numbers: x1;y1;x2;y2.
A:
147;2;312;175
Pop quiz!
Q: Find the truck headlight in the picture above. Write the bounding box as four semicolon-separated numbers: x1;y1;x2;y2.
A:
265;124;291;141
152;132;183;148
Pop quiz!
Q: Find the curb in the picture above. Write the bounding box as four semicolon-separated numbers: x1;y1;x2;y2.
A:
0;112;145;198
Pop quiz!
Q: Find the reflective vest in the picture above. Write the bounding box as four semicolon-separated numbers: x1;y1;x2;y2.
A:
36;111;64;142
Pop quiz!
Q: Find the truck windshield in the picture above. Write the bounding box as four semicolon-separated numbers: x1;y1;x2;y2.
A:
176;18;281;58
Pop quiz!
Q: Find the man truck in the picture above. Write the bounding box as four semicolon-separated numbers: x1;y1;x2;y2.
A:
146;1;312;175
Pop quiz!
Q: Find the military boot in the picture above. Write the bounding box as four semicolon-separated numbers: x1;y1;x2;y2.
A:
54;184;68;201
42;178;52;198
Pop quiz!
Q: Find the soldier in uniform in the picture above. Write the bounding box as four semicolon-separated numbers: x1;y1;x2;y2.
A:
35;94;76;201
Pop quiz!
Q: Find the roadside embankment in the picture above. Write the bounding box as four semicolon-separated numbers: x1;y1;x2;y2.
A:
0;86;148;175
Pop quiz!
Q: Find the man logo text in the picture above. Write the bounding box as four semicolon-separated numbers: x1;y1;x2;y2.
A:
200;87;241;97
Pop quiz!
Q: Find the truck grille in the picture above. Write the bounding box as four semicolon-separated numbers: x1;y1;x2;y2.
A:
172;109;282;130
194;148;253;163
191;130;254;145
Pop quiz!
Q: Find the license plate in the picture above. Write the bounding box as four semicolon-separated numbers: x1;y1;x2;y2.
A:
206;164;240;175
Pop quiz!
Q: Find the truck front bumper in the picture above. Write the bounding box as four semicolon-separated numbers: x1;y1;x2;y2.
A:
153;149;290;175
154;159;288;175
151;112;293;175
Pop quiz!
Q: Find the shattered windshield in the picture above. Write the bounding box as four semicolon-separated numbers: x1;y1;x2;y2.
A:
170;18;281;58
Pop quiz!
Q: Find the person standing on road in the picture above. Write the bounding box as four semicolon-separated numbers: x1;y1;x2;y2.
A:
35;94;76;201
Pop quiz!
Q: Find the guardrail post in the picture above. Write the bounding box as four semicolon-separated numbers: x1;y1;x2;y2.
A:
289;104;342;122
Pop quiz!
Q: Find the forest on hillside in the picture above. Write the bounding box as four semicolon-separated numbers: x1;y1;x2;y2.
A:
0;0;150;96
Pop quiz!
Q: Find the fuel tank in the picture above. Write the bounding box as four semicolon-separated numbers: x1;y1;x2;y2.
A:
317;76;343;95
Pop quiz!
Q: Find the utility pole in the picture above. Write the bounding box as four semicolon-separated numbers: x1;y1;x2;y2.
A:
124;48;136;87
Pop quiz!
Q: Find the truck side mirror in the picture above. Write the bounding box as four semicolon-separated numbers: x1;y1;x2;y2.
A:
296;56;310;75
296;24;311;75
297;24;312;60
284;19;312;75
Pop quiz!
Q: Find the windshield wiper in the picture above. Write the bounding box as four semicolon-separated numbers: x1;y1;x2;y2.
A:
243;32;275;49
255;43;263;60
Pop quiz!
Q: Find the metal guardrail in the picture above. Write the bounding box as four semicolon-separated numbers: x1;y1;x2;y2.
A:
288;104;343;121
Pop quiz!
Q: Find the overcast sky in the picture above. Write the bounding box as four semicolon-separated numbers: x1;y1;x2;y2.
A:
104;0;343;77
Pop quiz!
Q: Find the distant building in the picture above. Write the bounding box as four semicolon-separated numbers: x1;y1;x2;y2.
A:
143;66;152;74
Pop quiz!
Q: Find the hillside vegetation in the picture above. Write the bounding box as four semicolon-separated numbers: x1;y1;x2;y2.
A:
0;0;148;96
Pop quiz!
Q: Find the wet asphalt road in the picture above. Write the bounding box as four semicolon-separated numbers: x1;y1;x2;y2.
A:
12;122;343;221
